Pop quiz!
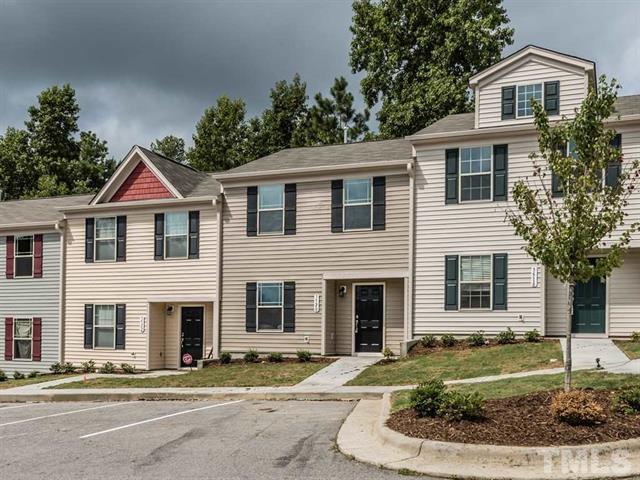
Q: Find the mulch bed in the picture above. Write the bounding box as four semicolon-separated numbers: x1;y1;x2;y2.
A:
210;357;334;367
407;339;557;357
388;390;640;446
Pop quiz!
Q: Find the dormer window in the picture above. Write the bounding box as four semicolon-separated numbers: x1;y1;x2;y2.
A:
517;84;542;118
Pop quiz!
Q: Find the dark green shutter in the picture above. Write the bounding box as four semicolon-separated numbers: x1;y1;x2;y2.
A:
331;180;343;232
283;282;295;332
493;144;508;201
284;184;297;235
188;211;200;259
552;143;566;197
606;134;622;188
544;81;560;115
84;304;94;349
115;304;126;350
247;186;258;236
85;218;94;263
154;213;164;260
116;216;126;262
501;86;516;120
372;176;386;230
492;253;508;310
444;255;458;310
246;282;257;332
445;149;459;204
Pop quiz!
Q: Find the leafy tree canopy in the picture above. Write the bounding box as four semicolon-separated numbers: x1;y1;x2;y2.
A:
151;135;186;163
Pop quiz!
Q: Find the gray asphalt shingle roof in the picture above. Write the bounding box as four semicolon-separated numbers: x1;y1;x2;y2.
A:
0;194;93;226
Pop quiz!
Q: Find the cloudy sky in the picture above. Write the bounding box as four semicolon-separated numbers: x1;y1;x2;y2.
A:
0;0;638;160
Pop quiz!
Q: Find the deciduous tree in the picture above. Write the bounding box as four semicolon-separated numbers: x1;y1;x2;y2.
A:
151;135;186;163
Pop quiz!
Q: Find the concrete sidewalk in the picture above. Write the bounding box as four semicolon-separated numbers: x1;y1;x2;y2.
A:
559;337;629;369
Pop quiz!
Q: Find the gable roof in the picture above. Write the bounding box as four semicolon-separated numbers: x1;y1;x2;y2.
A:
0;194;93;229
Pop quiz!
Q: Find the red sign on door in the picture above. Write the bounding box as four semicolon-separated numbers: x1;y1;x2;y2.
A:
182;353;193;366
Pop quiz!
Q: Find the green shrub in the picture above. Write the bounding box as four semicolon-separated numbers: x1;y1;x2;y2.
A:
218;352;232;365
99;362;116;374
13;371;24;380
0;370;5;382
27;371;39;379
382;347;394;359
120;363;136;374
437;391;485;421
550;390;606;426
296;350;312;362
267;352;283;363
632;331;640;343
440;334;457;348
420;335;438;348
409;379;446;417
49;362;63;374
62;362;76;374
614;387;640;414
524;329;542;343
496;327;517;345
244;349;260;363
467;331;486;347
80;360;96;373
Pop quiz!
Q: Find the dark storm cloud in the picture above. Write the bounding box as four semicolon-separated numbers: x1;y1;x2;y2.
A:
0;0;638;159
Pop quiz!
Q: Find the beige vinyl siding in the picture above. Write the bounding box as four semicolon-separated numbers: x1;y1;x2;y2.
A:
413;134;543;336
148;303;165;369
323;282;336;354
64;204;217;370
220;175;409;354
477;57;586;128
545;272;566;337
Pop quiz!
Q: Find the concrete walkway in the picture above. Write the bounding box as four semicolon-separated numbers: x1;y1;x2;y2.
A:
559;337;629;369
295;356;380;389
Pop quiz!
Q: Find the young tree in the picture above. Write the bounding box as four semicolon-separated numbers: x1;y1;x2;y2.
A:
151;135;186;163
507;77;640;391
350;0;513;138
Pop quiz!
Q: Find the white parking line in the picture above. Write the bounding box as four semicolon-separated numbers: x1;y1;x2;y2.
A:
79;399;245;439
0;403;43;411
0;402;137;427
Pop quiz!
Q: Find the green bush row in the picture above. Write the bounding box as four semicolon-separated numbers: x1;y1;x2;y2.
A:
409;378;484;421
419;328;542;349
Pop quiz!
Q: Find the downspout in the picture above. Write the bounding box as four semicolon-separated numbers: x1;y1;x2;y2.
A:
213;192;223;358
55;219;66;363
406;156;416;342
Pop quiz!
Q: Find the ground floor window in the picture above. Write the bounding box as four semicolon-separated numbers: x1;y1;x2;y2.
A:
257;282;283;331
94;304;116;348
13;318;32;359
459;255;491;309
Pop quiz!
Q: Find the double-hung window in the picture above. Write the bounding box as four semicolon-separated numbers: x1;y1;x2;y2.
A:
517;83;542;118
94;304;116;348
95;217;116;262
460;256;491;309
258;185;284;235
15;235;34;278
257;282;283;331
460;146;492;201
344;178;372;230
165;212;189;259
13;318;32;359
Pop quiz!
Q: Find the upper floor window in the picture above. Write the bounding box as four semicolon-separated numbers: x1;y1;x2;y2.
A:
344;178;372;230
517;83;542;118
165;212;188;259
95;217;116;262
258;185;284;235
257;282;283;331
15;235;33;278
460;147;492;202
13;318;32;359
94;304;116;348
460;255;491;310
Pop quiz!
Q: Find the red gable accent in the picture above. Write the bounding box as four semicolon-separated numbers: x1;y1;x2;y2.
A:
110;161;175;202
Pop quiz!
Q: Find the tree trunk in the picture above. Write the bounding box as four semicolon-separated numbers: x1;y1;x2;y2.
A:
564;282;575;392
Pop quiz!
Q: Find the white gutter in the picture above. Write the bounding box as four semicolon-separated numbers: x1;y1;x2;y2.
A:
213;193;223;359
54;220;66;363
0;221;58;233
59;196;217;214
406;157;415;342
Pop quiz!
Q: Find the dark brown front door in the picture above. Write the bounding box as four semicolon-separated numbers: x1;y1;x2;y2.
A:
355;285;384;353
181;306;204;366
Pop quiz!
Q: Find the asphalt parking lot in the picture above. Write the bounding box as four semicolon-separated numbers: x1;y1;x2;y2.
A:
0;400;409;480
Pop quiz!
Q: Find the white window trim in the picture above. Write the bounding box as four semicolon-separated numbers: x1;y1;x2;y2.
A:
459;255;493;311
164;212;189;260
94;216;117;263
256;281;284;333
93;304;116;349
257;184;285;236
516;82;543;119
14;235;34;279
459;147;493;203
13;317;33;361
343;177;373;231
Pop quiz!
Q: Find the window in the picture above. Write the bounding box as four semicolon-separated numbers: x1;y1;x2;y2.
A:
13;318;32;360
15;235;33;277
460;255;491;309
257;282;283;331
258;185;284;235
95;217;116;262
344;178;372;230
94;305;116;348
460;147;492;201
165;212;188;259
517;83;542;117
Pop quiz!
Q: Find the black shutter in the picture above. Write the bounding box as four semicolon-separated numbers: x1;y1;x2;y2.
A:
501;86;516;120
247;186;258;236
154;213;165;260
544;81;560;115
492;253;508;310
493;145;508;201
552;143;566;197
116;216;127;262
84;304;94;349
115;304;126;350
188;211;200;259
284;184;297;235
372;176;386;230
444;255;458;310
445;149;459;204
283;281;296;332
245;282;257;332
606;134;622;188
331;180;343;232
85;218;94;263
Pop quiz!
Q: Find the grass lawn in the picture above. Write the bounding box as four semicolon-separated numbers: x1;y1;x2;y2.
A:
391;371;640;412
347;341;563;386
49;361;332;389
0;374;75;390
614;340;640;360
